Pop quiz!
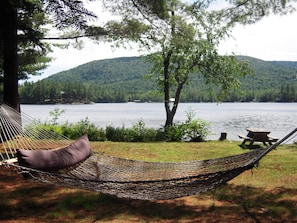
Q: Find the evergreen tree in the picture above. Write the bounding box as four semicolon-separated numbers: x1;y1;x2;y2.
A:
0;0;96;110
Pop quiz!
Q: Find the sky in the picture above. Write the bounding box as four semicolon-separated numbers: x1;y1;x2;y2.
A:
30;1;297;82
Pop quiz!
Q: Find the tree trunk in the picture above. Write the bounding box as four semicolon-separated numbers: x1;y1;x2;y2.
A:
1;0;20;111
164;7;177;128
165;107;174;127
164;82;184;127
163;51;172;128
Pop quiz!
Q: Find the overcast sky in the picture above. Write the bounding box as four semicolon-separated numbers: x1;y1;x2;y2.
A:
31;1;297;81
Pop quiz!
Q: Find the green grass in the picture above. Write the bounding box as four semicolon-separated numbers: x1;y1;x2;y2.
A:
91;141;297;189
0;140;296;222
91;140;246;162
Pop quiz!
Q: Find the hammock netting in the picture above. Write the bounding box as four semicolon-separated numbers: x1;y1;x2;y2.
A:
0;104;296;200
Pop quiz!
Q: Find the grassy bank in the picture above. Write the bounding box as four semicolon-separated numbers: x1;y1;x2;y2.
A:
0;141;296;222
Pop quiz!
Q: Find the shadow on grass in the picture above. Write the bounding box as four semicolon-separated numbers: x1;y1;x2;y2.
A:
0;168;296;222
215;185;297;223
239;144;263;150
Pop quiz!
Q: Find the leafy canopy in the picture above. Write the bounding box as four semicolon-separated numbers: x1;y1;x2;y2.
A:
99;0;295;127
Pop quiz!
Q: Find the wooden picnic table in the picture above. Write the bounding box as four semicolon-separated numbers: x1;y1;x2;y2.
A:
239;128;278;146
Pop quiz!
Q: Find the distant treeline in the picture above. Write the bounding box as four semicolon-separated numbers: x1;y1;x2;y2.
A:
19;80;297;104
17;56;297;104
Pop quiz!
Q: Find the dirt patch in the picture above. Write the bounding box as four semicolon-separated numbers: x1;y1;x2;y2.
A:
0;166;296;223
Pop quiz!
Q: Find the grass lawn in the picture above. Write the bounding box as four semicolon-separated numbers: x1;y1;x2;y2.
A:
0;140;296;222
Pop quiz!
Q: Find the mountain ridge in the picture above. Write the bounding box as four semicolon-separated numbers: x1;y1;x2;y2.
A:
19;55;297;103
45;55;297;87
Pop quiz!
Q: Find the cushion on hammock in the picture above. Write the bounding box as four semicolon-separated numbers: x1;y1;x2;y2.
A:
16;134;92;171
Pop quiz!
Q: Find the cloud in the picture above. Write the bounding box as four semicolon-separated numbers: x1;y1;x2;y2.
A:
219;12;297;61
31;1;297;82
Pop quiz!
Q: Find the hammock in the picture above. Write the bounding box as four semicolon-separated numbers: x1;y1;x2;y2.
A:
0;104;296;200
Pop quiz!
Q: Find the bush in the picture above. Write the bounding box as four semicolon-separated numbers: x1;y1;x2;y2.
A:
129;120;158;142
164;124;184;142
181;118;211;142
181;107;211;142
61;118;106;141
106;121;159;142
162;108;211;142
24;108;211;143
24;122;65;140
25;115;106;141
105;126;130;142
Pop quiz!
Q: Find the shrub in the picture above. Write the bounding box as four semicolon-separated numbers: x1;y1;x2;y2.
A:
105;125;130;142
25;116;106;141
164;124;184;142
162;108;211;142
182;118;211;142
129;120;158;142
106;121;159;142
61;118;106;141
24;119;65;140
181;107;211;142
24;108;211;143
49;108;65;125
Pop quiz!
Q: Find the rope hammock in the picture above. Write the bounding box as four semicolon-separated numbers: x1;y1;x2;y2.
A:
0;104;296;200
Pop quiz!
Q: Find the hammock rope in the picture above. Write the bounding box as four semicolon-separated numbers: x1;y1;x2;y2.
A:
0;104;72;161
0;104;296;200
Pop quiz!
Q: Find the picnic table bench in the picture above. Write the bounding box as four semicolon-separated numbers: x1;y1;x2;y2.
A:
239;128;278;146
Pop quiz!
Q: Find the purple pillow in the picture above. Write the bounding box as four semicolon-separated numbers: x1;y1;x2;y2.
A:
17;134;92;171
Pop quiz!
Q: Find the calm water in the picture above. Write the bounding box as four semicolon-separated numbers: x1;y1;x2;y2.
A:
21;103;297;143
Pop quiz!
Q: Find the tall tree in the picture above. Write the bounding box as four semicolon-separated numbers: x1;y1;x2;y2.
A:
17;1;52;79
0;0;170;110
0;0;96;110
101;0;296;127
0;0;18;110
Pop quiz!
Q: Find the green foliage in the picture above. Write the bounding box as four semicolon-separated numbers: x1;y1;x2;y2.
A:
26;108;212;142
164;113;211;142
105;126;130;142
182;108;211;142
25;109;106;141
104;115;211;142
105;121;159;142
49;108;65;125
129;120;154;142
165;124;185;142
100;0;284;127
0;0;53;81
18;56;297;104
24;120;65;140
61;118;106;141
97;0;297;127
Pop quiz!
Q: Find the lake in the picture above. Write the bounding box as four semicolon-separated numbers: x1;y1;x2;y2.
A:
21;103;297;143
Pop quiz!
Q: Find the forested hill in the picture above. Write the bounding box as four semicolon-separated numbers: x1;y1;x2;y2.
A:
270;61;297;69
46;55;297;98
46;56;297;90
46;57;153;89
20;56;297;103
236;56;297;90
